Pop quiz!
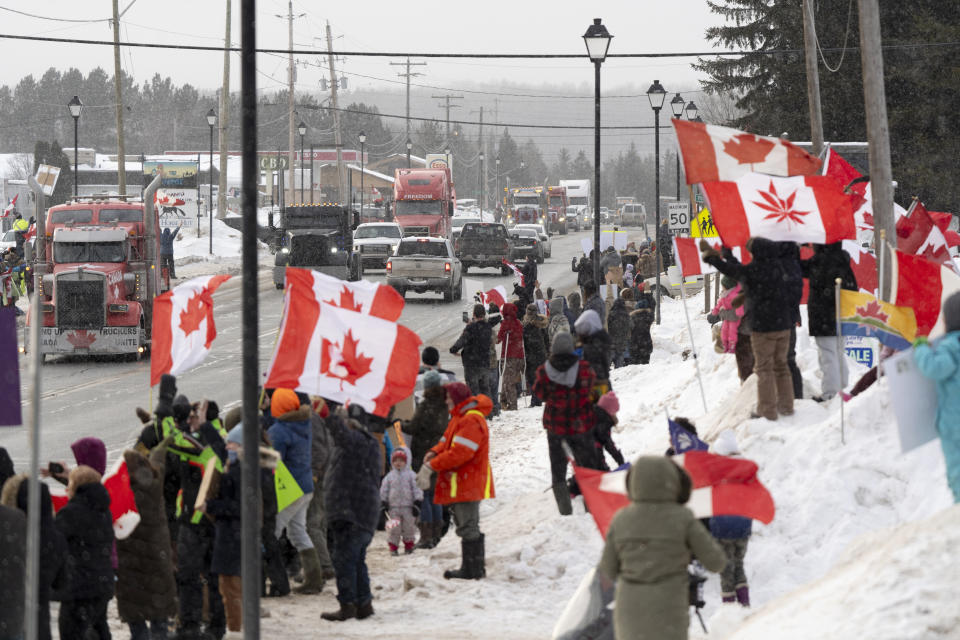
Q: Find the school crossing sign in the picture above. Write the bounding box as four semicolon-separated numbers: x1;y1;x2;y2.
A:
690;207;719;238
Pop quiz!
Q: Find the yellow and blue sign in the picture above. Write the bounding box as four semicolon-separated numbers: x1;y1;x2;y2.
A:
840;290;917;351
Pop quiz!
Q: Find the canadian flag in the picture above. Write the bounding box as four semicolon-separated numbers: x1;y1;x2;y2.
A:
282;267;404;321
22;223;36;242
847;244;879;296
700;174;856;247
479;285;507;309
2;194;17;217
896;199;957;273
889;248;960;338
823;148;910;238
264;282;421;416
150;274;232;385
574;452;775;539
672;236;743;278
48;457;141;539
672;118;821;185
501;259;525;285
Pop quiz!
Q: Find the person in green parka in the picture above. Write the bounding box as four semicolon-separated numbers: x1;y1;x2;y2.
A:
598;456;727;640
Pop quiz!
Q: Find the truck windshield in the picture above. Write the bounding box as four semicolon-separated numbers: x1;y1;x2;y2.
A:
513;196;539;206
50;209;93;224
99;209;143;223
549;197;564;206
395;200;443;216
55;241;126;263
462;224;507;239
569;197;588;206
355;226;401;239
398;241;448;257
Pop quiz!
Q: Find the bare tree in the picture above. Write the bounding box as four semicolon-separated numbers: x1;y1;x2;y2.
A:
6;153;33;180
695;91;745;127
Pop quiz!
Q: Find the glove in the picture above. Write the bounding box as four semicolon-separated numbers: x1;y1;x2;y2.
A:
706;313;720;325
913;336;929;348
416;463;435;491
381;501;389;513
699;239;722;261
412;500;422;518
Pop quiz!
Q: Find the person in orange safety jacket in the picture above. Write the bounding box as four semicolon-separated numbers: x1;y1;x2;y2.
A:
416;382;494;580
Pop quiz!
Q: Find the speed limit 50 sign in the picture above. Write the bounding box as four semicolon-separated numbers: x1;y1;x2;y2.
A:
667;201;690;236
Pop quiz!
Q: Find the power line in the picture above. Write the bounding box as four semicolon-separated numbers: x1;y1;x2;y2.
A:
0;6;109;23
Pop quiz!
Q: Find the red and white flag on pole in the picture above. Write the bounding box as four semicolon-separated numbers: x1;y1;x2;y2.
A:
150;274;231;385
847;244;879;296
481;285;507;309
281;267;405;321
264;282;421;416
889;248;960;338
700;174;856;247
672;237;744;278
574;452;775;538
501;259;525;286
896;200;957;273
672;118;821;185
103;456;141;539
1;194;17;217
22;223;36;242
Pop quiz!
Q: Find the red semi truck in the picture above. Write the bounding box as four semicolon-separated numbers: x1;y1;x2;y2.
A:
546;185;569;235
30;197;168;360
507;186;546;228
392;168;456;238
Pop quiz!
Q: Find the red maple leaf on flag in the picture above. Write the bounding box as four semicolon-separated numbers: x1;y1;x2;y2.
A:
66;330;97;349
752;181;811;227
322;330;374;389
325;286;363;313
856;299;889;324
723;133;775;167
179;292;207;338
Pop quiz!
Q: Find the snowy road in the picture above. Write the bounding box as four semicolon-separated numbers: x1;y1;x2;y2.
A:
2;226;646;468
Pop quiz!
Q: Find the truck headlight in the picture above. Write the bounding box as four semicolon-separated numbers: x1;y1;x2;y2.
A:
330;247;338;254
280;247;290;254
353;245;359;252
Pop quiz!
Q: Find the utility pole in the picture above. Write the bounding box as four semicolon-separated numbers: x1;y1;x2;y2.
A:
217;0;231;219
802;0;825;156
325;21;346;203
389;57;426;142
857;0;895;298
286;2;297;208
111;0;126;196
432;93;464;140
471;106;484;205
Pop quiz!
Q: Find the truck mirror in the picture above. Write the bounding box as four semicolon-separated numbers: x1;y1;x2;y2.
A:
352;211;359;230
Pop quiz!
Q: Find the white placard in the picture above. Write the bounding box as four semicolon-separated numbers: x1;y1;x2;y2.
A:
599;231;614;251
463;278;484;305
35;164;61;196
580;238;593;256
882;348;939;453
613;230;628;251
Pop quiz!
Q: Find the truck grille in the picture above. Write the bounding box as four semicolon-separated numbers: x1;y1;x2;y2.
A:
404;226;429;236
361;244;391;254
57;277;104;330
289;235;328;266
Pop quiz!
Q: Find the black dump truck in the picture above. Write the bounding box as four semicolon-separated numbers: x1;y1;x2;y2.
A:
272;204;361;289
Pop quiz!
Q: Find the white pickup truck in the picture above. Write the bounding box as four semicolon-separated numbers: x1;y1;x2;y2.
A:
386;236;463;302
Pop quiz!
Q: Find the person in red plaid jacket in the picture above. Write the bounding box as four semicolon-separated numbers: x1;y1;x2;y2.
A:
532;331;602;516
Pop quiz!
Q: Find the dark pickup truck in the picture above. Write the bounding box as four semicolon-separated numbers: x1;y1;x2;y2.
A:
272;204;360;288
454;222;512;275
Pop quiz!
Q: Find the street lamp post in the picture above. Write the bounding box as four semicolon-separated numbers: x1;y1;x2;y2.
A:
406;138;413;168
68;96;83;198
206;108;216;255
495;155;501;219
670;93;685;201
583;18;613;285
479;151;485;213
647;79;666;324
298;121;306;204
444;146;451;169
358;131;366;215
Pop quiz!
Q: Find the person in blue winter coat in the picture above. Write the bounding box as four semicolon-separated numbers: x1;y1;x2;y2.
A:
379;447;424;555
708;430;753;607
159;224;181;279
913;290;960;503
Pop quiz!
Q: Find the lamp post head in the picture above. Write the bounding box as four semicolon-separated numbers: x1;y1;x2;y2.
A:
358;131;366;144
68;95;83;119
582;18;613;62
685;101;699;121
206;108;217;127
444;147;450;156
406;138;413;151
479;151;485;162
646;80;667;111
520;159;525;169
670;93;685;118
298;121;307;137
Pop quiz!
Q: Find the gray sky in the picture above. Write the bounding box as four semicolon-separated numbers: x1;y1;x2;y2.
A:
0;0;721;95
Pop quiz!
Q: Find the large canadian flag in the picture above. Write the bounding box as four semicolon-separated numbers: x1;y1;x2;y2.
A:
673;118;821;185
48;457;141;539
896;199;957;273
890;248;960;338
265;281;421;416
701;174;856;247
150;274;231;385
823;147;910;238
574;452;775;539
672;237;744;278
282;267;404;321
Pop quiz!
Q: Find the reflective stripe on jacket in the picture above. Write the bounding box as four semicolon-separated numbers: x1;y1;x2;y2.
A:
428;394;495;505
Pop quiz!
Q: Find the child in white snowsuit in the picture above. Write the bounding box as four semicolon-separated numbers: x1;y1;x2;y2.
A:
379;447;423;555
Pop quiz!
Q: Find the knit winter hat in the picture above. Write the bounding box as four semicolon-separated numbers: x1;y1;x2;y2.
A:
422;369;442;390
551;331;575;356
270;388;301;418
444;381;472;407
721;275;737;290
944;290;960;333
712;429;740;456
620;288;635;302
227;424;244;446
574;309;603;337
391;449;407;463
421;346;440;366
597;391;620;419
70;438;107;477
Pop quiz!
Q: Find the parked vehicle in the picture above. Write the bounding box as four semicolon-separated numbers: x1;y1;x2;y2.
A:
0;229;16;252
508;227;544;263
386;236;463;302
353;222;403;269
515;223;551;258
455;222;512;275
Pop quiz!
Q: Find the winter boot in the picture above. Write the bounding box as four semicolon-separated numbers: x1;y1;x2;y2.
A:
356;600;375;620
293;548;325;594
389;543;399;556
415;521;435;549
552;482;573;516
404;540;415;554
736;585;750;607
320;602;357;622
444;537;484;580
476;533;486;578
722;593;737;604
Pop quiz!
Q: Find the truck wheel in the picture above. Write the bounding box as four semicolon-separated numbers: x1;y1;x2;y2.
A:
454;281;463;300
536;253;544;264
500;265;511;276
443;285;454;302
